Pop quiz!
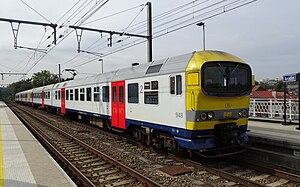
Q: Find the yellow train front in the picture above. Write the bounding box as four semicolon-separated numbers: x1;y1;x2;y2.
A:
182;51;252;156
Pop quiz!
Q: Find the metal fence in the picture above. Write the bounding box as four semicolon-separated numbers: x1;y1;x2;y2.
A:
249;98;299;122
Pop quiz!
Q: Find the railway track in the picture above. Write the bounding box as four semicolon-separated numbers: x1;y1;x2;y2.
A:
9;103;300;187
9;103;160;187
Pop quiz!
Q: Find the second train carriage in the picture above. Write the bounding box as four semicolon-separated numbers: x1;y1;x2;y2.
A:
15;50;252;156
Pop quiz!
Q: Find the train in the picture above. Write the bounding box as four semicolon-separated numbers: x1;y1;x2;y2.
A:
15;50;253;157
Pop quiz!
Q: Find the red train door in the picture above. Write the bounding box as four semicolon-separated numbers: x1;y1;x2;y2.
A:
42;90;45;109
61;88;66;114
111;81;126;129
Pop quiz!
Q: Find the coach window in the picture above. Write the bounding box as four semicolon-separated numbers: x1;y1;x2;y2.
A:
119;86;124;103
86;87;92;101
80;88;85;101
102;86;109;102
58;90;61;100
75;89;79;101
170;77;175;94
66;90;69;100
144;80;158;105
113;86;117;103
70;89;74;100
176;75;182;95
128;83;138;103
94;87;100;101
55;91;58;100
151;81;158;90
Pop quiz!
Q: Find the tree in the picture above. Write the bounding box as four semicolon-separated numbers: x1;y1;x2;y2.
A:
32;70;59;88
5;79;32;100
274;80;284;92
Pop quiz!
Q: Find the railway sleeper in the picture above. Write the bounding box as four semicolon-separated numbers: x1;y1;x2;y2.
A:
71;155;95;161
82;164;112;173
80;161;107;169
65;149;86;155
78;158;102;164
98;172;127;183
90;168;119;178
104;178;136;187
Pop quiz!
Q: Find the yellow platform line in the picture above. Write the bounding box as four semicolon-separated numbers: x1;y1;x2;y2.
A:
0;114;4;187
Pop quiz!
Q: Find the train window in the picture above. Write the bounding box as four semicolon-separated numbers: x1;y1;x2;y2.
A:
102;86;109;102
94;87;100;102
144;82;150;89
144;91;158;105
119;86;124;103
151;81;158;90
128;83;138;103
113;86;117;103
80;88;85;101
66;90;69;100
75;89;79;101
86;87;92;101
146;64;163;74
58;90;61;100
55;91;58;100
176;75;182;95
187;72;199;86
70;89;74;100
170;77;175;94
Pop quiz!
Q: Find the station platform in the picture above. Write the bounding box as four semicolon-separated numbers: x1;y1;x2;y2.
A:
247;120;300;171
0;101;76;187
248;120;300;149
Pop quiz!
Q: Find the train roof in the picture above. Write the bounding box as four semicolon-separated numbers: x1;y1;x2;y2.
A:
54;52;194;88
16;50;246;94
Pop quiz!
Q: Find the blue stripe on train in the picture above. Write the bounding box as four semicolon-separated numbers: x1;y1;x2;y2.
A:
31;103;248;150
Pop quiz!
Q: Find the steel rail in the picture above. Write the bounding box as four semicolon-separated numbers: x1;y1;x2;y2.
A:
10;103;161;187
10;105;96;187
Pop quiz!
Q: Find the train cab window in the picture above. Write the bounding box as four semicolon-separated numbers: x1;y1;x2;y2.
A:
94;87;100;101
128;83;139;103
55;91;58;100
66;90;69;100
113;86;117;103
80;88;85;101
58;90;61;100
102;86;109;102
86;87;92;101
70;89;74;100
75;89;79;101
119;86;124;103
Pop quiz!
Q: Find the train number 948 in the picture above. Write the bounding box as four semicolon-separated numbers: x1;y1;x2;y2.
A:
175;112;184;118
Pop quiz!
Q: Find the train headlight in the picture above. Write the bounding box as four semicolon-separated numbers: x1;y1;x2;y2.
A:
200;112;207;120
239;109;248;117
207;112;214;120
242;109;248;117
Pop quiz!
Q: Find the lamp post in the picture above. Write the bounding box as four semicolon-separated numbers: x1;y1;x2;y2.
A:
196;22;205;51
99;59;104;74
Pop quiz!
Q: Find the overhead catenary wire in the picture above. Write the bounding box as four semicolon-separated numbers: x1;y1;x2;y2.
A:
12;0;256;83
68;0;257;70
23;0;111;74
19;0;52;23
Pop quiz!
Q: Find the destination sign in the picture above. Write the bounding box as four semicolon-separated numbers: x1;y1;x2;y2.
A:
283;73;297;83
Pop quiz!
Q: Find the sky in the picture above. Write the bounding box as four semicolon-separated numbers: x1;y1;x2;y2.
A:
0;0;300;86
